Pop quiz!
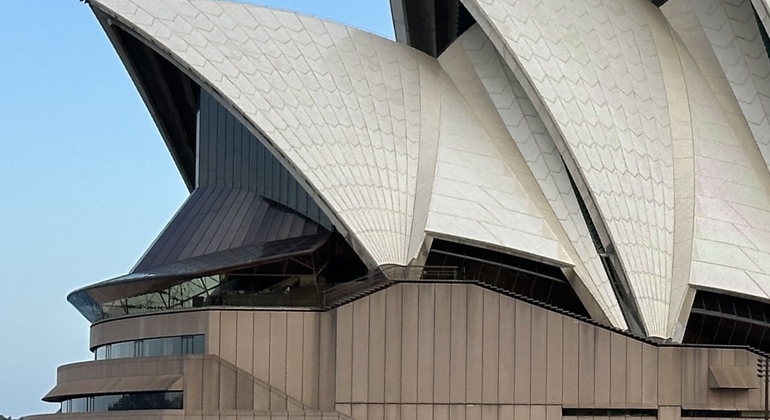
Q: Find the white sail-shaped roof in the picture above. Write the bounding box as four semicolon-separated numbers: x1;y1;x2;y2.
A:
93;0;433;267
437;26;626;328
92;0;631;326
462;0;680;337
460;0;770;337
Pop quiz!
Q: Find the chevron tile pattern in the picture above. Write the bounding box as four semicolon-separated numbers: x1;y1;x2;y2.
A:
94;0;435;266
659;0;770;338
430;54;573;266
462;0;677;336
438;25;626;328
685;0;770;171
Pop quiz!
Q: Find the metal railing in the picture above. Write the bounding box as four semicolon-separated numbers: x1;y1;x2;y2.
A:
319;265;460;309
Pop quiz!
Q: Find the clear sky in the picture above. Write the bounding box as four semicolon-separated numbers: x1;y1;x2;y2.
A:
0;0;393;417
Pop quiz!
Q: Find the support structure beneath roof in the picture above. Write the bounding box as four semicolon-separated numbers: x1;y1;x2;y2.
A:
390;0;476;56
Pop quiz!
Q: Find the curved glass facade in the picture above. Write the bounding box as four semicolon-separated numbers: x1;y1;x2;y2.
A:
86;234;367;320
94;335;204;360
100;275;222;320
60;392;183;413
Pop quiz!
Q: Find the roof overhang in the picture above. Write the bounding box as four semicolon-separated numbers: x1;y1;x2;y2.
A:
43;375;183;402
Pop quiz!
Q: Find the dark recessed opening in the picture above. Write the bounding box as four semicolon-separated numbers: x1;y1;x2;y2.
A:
684;290;770;352
426;239;590;316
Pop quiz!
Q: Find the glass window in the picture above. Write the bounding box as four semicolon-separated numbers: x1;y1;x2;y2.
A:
192;334;205;354
61;392;183;412
94;335;203;360
144;337;182;357
93;394;123;412
95;346;108;360
110;342;136;359
70;397;88;413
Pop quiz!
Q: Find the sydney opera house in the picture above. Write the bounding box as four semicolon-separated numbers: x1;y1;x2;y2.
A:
32;0;770;418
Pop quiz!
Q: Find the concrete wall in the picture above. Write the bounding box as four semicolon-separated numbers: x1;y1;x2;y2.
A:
76;283;764;420
334;283;763;418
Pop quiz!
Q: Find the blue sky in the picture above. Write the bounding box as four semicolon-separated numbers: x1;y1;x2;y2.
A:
0;1;393;417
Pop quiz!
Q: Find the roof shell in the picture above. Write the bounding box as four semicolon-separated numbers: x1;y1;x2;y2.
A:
87;0;631;328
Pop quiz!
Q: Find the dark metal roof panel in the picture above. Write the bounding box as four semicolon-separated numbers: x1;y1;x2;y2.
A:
133;188;324;272
81;233;331;304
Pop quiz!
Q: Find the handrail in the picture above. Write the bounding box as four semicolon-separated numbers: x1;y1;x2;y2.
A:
319;265;460;308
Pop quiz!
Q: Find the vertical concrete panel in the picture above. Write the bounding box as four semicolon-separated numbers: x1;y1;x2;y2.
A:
254;384;271;410
401;404;418;420
594;328;611;407
609;332;626;407
705;349;722;408
546;311;563;405
253;312;271;382
749;354;764;410
208;311;222;356
680;348;696;407
722;349;735;365
435;404;450;420
352;404;368;420
515;404;530;420
319;311;336;411
577;323;595;406
220;364;237;409
352;298;371;403
530;307;548;404
499;294;516;404
562;318;580;407
514;302;532;404
658;347;681;406
450;284;469;403
369;404;385;420
220;311;238;365
336;304;354;403
449;403;466;420
482;290;500;404
530;405;546;420
500;405;514;420
270;313;288;409
369;291;387;404
417;284;436;403
385;286;403;403
303;312;321;409
658;405;681;420
402;284;420;403
718;350;738;409
734;350;753;409
185;357;205;412
481;405;498;420
385;403;401;420
625;339;643;407
237;312;254;374
467;405;482;420
418;404;434;420
467;285;484;403
434;284;452;403
641;343;658;407
286;313;304;402
236;372;254;410
202;358;221;410
546;404;561;420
